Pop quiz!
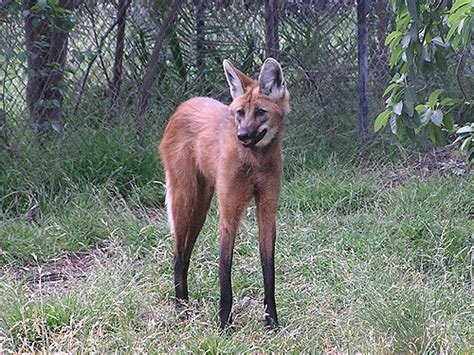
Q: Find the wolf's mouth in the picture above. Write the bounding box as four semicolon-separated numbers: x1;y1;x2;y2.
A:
242;129;267;148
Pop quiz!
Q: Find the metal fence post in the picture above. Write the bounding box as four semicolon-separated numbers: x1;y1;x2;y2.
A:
357;0;369;143
264;0;280;59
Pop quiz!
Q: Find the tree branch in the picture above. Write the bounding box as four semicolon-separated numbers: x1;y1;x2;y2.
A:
84;2;112;90
72;14;121;116
456;51;467;101
135;0;184;146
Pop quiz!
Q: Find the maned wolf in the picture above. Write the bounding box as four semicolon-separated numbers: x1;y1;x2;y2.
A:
159;58;290;329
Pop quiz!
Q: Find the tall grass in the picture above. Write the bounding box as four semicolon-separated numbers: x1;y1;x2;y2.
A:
1;125;163;218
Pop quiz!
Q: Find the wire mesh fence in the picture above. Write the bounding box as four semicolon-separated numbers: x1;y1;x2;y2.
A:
0;0;466;161
0;1;390;156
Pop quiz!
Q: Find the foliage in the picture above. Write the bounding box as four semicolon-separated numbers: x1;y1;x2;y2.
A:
454;122;474;162
375;0;473;164
28;0;75;26
1;125;162;219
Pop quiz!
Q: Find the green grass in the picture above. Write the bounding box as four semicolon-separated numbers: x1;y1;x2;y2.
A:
1;125;163;218
1;126;473;352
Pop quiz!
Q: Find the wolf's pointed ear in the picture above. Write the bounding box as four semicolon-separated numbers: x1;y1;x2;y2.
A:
223;60;245;99
258;58;286;100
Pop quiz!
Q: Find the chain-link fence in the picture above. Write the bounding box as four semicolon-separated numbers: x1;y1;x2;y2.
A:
1;0;469;163
1;0;397;157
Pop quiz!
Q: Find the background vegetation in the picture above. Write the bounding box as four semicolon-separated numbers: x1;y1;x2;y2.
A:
0;0;473;352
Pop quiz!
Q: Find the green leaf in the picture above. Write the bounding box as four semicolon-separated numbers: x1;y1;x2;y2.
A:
443;113;454;131
460;137;472;151
390;45;404;68
396;118;404;140
448;15;466;42
400;62;409;74
401;112;419;129
440;98;463;105
448;8;468;27
457;125;474;134
390;114;397;135
395;73;406;84
428;89;443;105
402;34;411;48
428;125;445;145
452;32;462;49
409;24;419;41
415;104;425;115
412;110;421;126
405;46;414;64
383;83;399;97
447;21;460;41
422;46;431;62
38;0;47;9
385;31;402;46
404;87;415;116
431;109;443;126
431;36;446;47
393;101;403;115
434;48;448;72
468;150;474;166
461;16;472;47
53;6;69;14
420;108;432;125
374;110;391;132
451;0;471;12
434;126;446;145
427;124;436;143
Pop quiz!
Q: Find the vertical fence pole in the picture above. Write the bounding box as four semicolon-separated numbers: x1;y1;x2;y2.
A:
264;0;280;59
357;0;369;143
111;0;131;101
194;0;206;92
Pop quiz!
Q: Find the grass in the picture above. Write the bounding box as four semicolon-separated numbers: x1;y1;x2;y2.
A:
0;124;473;352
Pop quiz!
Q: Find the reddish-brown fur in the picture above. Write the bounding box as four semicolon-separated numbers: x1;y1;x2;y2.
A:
159;59;290;329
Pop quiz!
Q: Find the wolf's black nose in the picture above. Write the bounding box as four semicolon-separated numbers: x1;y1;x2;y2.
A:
237;129;251;141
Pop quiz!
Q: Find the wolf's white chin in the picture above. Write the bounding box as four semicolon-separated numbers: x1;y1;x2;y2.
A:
255;126;278;147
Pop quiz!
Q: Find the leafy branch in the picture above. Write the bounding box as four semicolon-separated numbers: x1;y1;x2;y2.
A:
375;0;473;165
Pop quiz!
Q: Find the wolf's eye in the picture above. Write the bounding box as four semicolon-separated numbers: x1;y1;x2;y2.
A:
237;109;245;116
255;108;267;117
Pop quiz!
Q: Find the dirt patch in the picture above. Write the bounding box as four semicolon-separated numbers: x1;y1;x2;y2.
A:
11;247;108;297
363;145;470;188
7;207;167;297
406;145;467;177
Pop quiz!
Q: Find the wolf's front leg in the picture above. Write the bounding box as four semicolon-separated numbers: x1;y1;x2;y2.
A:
217;181;252;330
256;175;281;329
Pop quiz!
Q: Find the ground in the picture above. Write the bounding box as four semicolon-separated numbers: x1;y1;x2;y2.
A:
0;145;473;352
